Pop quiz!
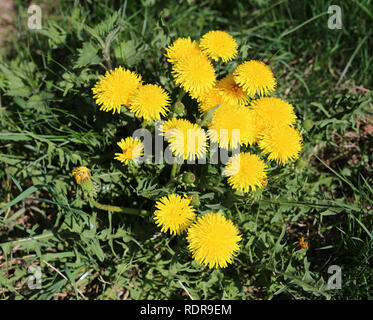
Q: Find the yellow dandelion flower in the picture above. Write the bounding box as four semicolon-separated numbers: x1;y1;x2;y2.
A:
159;118;192;137
247;97;297;144
128;84;170;121
172;54;216;99
216;74;249;106
165;120;208;161
71;166;91;184
208;103;256;149
154;194;196;235
72;166;96;197
114;137;144;165
187;212;242;268
258;125;303;165
198;87;226;114
165;37;202;64
223;152;268;193
233;60;276;98
299;236;309;250
250;97;296;129
199;30;238;62
92;66;142;114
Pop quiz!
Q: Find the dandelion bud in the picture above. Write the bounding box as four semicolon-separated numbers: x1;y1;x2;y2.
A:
174;101;185;116
182;172;196;184
261;176;268;188
303;119;314;130
189;194;200;207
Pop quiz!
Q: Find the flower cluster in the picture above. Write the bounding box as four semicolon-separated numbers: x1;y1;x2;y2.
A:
90;30;304;269
154;194;242;269
163;30;302;193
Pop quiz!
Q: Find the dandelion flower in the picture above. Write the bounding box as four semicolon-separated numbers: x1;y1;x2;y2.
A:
165;37;202;64
114;137;144;165
233;60;276;98
198;87;226;114
299;236;309;250
92;66;142;114
200;30;238;62
216;74;249;106
250;97;296;129
187;212;242;268
128;84;170;121
247;97;297;144
258;125;303;165
160;118;192;137
223;152;268;193
172;54;216;99
72;166;96;197
154;194;196;235
163;119;208;161
208;103;256;149
72;166;91;184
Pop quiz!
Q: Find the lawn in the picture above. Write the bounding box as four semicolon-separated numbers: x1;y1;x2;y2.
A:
0;0;372;300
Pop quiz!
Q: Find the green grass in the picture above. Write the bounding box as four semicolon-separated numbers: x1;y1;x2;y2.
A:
0;0;372;299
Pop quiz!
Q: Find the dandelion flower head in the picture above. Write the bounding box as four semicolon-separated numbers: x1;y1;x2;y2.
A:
198;87;226;114
216;74;249;106
199;30;238;62
72;166;91;184
172;54;216;99
208;103;256;149
233;60;276;98
250;97;296;131
92;66;142;114
164;120;208;161
258;125;303;165
223;152;267;193
187;212;242;268
114;137;144;165
165;37;202;65
129;84;170;121
154;194;196;235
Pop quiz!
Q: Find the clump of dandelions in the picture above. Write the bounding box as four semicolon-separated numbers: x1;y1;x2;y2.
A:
88;30;304;270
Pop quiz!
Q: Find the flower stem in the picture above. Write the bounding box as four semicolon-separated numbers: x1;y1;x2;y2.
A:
170;161;181;180
130;163;141;184
177;89;186;103
89;198;149;216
